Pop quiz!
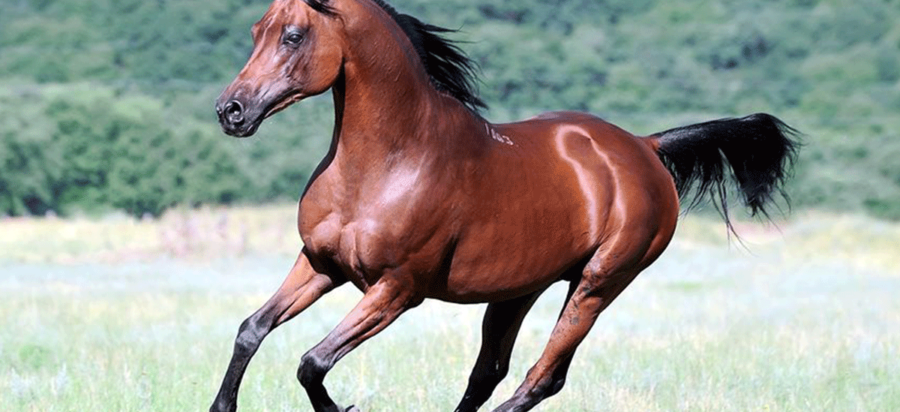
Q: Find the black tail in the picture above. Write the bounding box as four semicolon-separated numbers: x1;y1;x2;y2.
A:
654;113;801;230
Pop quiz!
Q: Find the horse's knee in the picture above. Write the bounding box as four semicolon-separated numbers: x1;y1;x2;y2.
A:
297;351;330;388
234;315;269;354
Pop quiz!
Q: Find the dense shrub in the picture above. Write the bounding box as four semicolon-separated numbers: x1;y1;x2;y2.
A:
0;86;251;217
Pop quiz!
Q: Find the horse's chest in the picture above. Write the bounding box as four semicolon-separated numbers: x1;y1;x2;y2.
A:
299;167;448;288
301;211;434;290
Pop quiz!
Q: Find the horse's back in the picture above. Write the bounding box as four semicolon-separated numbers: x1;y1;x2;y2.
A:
495;111;674;204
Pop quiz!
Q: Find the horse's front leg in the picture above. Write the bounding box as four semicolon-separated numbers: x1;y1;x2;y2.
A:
298;276;421;412
210;249;343;412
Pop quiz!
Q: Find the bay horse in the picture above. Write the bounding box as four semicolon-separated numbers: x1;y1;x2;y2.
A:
211;1;799;411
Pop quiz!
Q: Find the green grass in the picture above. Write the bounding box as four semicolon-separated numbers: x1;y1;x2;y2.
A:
1;207;898;411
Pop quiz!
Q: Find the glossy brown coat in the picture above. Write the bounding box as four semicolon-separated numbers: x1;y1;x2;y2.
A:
210;1;798;412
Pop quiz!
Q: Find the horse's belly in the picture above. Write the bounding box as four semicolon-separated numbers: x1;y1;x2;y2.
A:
432;223;592;303
435;257;580;304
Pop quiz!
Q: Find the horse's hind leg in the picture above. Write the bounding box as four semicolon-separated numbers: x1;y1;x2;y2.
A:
210;250;341;412
455;280;582;412
454;290;545;412
492;236;661;412
298;277;421;412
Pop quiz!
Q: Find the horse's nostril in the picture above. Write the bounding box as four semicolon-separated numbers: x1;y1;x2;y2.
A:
225;100;242;115
224;100;245;125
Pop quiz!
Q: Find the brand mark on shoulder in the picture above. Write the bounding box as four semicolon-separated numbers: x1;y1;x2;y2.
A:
486;124;514;145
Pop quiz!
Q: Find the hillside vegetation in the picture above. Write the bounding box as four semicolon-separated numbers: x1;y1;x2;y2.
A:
1;0;897;218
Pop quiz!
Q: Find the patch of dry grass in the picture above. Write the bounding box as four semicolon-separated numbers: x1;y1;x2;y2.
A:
0;204;301;263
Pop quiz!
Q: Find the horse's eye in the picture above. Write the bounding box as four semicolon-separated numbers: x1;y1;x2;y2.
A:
282;28;305;46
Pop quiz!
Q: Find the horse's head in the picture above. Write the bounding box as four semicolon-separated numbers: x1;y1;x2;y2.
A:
216;0;345;137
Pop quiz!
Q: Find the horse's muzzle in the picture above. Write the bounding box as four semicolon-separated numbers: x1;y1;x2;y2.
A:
215;97;261;137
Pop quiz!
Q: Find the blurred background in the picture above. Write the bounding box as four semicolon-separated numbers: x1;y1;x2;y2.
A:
1;1;898;411
1;0;898;219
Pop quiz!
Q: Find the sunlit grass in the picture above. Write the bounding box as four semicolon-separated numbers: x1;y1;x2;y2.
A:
1;207;898;411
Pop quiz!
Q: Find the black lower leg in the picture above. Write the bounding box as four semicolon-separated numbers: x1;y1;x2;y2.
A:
209;253;338;412
456;360;508;412
455;291;543;412
297;350;342;412
297;279;415;412
210;312;273;412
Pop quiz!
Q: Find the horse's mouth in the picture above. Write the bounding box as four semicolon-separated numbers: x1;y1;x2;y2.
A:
225;120;263;138
217;89;306;138
262;90;306;120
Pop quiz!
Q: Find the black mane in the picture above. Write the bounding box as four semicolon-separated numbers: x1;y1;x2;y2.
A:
304;0;486;112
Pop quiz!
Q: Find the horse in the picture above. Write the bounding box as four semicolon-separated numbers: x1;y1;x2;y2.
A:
211;1;799;411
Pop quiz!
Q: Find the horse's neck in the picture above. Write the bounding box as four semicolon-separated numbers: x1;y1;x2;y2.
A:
299;8;487;236
335;69;434;161
324;27;485;189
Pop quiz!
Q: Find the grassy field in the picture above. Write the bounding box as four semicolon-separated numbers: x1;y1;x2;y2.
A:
1;206;898;411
